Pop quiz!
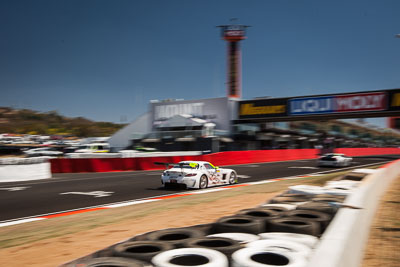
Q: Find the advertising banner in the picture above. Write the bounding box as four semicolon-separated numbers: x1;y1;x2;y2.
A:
289;92;387;115
290;96;334;115
150;97;232;131
238;98;288;119
335;92;386;112
388;89;400;111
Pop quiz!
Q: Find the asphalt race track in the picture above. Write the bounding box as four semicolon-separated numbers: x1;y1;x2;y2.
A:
0;155;398;222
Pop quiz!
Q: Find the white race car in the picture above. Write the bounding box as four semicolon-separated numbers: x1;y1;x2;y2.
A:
159;161;238;189
318;153;352;167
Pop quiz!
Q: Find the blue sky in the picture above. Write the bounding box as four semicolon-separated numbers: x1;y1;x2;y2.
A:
1;0;399;127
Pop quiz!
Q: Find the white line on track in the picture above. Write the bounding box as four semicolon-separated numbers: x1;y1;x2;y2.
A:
237;175;251;179
288;166;319;169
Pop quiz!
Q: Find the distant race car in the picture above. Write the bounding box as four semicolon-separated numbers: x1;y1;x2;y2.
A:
159;161;238;189
318;153;352;167
24;147;63;157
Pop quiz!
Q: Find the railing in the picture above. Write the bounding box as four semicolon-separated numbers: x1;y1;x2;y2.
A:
142;130;229;140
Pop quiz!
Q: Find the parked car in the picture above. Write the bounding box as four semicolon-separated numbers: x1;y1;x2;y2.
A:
159;161;237;189
24;147;63;157
318;153;352;167
74;143;110;153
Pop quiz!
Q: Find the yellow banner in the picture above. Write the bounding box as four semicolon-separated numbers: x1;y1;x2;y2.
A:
392;93;400;107
240;103;286;115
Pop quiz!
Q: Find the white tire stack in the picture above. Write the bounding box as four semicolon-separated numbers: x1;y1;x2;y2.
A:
258;232;318;248
231;248;307;267
152;248;228;267
287;185;326;195
207;233;260;244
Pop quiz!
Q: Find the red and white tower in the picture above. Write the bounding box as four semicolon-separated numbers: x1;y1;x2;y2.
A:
218;21;250;99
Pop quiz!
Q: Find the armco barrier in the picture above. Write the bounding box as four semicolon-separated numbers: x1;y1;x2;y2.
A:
50;148;400;173
50;149;319;173
307;159;400;267
336;147;400;157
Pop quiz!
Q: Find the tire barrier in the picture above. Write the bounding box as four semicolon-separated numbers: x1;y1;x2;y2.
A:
183;237;241;256
295;202;338;217
323;188;353;196
151;248;228;267
325;180;360;190
258;232;318;248
212;215;265;234
231;248;307;267
207;233;260;244
311;194;345;203
269;196;309;205
259;204;297;212
268;218;321;236
287;185;326;196
112;241;174;263
283;210;332;232
74;257;150;267
237;208;281;231
279;193;314;199
143;228;206;248
245;239;312;259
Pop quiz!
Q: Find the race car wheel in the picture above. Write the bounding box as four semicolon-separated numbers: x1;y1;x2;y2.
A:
79;257;148;267
199;175;208;189
152;248;228;267
228;171;237;184
112;241;174;262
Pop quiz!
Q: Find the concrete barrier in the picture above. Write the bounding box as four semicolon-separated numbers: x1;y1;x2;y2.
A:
0;157;52;182
307;159;400;267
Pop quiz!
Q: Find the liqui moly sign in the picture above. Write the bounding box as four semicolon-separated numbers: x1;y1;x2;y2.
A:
290;92;387;115
335;92;386;112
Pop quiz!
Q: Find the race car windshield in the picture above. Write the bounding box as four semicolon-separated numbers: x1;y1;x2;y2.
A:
173;163;199;169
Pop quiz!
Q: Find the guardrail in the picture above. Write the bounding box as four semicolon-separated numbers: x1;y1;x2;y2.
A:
308;159;400;267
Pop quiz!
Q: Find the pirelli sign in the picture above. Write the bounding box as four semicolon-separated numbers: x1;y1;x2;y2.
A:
239;98;288;119
389;89;400;111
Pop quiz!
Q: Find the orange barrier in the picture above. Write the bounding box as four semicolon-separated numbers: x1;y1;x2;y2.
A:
50;148;400;173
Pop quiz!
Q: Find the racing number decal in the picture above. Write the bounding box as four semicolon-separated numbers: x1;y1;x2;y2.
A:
204;163;221;184
209;173;220;184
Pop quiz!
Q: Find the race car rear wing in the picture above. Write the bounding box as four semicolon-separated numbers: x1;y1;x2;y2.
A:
154;162;194;169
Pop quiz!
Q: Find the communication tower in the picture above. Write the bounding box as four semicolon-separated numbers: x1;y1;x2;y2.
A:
217;20;250;99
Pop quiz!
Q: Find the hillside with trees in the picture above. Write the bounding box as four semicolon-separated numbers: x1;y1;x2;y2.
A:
0;107;126;137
